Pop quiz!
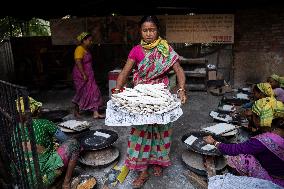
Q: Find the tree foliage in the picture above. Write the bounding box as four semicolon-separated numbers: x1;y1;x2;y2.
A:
0;17;50;41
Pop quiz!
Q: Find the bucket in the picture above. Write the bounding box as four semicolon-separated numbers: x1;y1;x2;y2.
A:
108;70;121;98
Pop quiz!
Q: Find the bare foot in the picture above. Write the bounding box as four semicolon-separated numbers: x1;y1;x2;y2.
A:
62;182;70;189
132;171;149;188
74;110;81;118
152;165;163;176
93;111;105;119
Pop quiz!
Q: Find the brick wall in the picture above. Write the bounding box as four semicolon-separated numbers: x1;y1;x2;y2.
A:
234;7;284;87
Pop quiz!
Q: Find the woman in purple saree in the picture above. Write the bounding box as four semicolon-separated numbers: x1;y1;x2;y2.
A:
204;101;284;187
72;32;104;119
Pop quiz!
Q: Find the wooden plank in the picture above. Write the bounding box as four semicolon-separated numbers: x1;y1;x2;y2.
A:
184;72;207;78
184;170;208;189
180;58;207;64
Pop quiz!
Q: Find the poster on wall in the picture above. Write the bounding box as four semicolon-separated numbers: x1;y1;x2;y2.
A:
50;15;234;45
166;14;234;44
50;18;85;45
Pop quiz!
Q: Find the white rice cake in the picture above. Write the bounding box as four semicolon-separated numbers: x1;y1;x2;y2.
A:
203;123;236;135
93;131;110;138
59;120;90;131
201;144;216;151
242;87;251;92
222;105;235;111
236;93;249;100
209;111;233;122
184;135;198;145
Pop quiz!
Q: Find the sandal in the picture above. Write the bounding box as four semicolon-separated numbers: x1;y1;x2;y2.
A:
132;172;149;189
152;165;163;177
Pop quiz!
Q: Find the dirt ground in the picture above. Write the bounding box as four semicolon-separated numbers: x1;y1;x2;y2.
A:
32;87;223;189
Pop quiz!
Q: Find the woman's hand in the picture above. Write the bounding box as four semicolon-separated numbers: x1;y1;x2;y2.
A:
178;90;187;104
203;135;216;145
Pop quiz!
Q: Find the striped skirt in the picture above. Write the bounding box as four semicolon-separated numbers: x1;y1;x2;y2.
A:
125;124;172;171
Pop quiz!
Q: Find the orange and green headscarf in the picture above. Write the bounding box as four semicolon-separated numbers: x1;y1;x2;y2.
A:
256;82;274;97
270;74;284;88
141;37;170;57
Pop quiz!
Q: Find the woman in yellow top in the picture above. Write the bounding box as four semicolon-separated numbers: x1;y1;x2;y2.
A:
72;32;104;119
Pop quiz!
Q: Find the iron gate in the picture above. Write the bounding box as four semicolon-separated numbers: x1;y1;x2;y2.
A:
0;80;43;189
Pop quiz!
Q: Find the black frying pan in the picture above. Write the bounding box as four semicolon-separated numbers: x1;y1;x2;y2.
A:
181;130;228;156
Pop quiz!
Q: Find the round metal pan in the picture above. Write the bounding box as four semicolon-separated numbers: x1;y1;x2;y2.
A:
221;94;250;106
181;131;228;156
181;150;227;176
79;146;119;167
78;129;118;151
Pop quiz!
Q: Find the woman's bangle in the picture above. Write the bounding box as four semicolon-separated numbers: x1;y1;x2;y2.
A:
177;88;186;94
111;87;125;94
214;141;221;147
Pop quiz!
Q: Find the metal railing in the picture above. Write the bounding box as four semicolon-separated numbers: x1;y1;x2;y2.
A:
0;80;42;189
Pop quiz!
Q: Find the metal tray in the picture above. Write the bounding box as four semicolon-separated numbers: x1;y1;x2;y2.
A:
78;129;118;151
181;131;228;156
221;95;250;106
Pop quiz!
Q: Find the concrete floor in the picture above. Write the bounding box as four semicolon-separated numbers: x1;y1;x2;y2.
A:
33;87;222;189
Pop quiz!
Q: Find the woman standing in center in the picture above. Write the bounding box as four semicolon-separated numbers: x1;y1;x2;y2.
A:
114;16;187;188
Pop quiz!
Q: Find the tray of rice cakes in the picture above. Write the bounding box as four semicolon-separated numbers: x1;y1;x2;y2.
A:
106;83;183;126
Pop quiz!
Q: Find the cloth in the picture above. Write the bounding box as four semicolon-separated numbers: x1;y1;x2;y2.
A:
274;88;284;103
208;173;283;189
252;97;284;127
227;155;284;187
17;119;63;187
54;129;69;144
257;82;274;97
57;139;81;168
140;37;170;57
271;74;284;88
242;101;253;109
218;136;284;177
125;124;172;170
74;45;86;59
72;45;103;111
16;96;42;114
128;44;179;86
218;132;284;187
105;100;183;126
77;32;90;42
